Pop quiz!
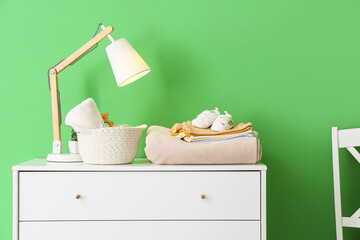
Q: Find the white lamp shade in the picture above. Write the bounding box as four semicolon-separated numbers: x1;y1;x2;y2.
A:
106;38;150;87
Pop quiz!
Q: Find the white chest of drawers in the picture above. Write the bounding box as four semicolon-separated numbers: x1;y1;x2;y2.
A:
13;158;267;240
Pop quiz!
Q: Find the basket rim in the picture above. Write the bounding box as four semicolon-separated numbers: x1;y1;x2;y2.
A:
76;124;147;134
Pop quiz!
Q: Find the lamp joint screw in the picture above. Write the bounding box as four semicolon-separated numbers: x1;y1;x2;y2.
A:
51;70;55;75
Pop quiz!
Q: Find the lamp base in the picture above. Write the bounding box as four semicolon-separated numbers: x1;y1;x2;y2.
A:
47;153;82;163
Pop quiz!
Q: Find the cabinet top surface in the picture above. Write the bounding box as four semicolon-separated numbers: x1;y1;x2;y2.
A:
12;158;267;172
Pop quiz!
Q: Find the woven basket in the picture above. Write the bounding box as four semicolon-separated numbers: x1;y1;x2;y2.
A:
77;124;147;165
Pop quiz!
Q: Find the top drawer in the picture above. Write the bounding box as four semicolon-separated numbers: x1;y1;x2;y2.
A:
19;171;260;221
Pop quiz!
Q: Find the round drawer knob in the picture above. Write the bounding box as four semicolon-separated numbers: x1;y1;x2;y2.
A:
75;194;81;199
201;194;206;199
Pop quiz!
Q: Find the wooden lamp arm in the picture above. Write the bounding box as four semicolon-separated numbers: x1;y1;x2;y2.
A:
49;25;114;154
55;26;114;74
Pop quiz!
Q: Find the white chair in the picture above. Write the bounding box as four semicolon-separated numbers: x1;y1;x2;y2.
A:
332;127;360;240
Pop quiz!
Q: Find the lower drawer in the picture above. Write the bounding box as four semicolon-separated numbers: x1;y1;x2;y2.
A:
19;221;260;240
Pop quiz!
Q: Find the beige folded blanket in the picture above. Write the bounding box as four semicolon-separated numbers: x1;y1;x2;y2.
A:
145;126;262;165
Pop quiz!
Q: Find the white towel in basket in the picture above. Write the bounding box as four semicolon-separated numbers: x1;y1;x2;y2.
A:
65;98;103;130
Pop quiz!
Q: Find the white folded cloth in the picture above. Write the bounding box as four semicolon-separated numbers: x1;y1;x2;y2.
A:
65;98;103;130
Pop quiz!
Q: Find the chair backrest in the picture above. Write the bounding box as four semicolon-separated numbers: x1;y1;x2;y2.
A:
332;127;360;240
333;127;360;166
335;127;360;148
331;127;360;163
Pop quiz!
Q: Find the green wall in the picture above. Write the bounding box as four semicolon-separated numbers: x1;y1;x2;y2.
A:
1;0;360;239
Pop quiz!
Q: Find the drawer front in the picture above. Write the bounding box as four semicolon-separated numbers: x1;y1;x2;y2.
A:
19;171;260;220
19;221;260;240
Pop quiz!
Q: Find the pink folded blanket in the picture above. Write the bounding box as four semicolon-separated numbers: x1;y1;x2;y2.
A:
145;126;262;165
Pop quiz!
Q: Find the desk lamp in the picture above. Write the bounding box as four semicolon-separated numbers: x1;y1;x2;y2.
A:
47;23;150;162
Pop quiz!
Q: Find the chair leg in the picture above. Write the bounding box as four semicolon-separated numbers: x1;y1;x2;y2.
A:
333;170;344;240
332;127;343;240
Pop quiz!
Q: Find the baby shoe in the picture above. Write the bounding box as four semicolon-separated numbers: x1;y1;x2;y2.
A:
192;107;220;129
211;111;234;131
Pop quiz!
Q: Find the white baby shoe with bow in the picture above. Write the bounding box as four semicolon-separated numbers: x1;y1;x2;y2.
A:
192;107;220;129
211;111;234;131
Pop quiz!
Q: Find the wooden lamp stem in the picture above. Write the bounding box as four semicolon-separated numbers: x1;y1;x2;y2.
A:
49;25;114;154
49;69;62;153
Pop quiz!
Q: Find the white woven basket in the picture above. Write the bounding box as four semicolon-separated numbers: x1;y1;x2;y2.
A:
77;124;147;165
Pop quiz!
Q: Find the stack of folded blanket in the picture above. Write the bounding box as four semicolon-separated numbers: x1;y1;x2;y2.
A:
170;121;254;143
144;125;262;165
144;108;262;165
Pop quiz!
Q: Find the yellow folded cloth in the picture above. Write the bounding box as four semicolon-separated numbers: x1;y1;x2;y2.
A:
170;121;253;137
